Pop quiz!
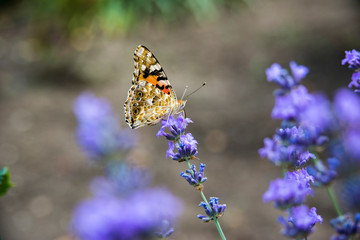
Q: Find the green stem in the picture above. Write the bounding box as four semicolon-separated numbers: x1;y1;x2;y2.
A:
327;185;342;216
281;166;287;177
185;158;226;240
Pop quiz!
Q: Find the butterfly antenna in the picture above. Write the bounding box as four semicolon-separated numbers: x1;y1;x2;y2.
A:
184;82;206;99
181;85;189;101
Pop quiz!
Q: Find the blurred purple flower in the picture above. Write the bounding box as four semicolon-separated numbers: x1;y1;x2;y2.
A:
156;113;192;141
290;61;309;83
298;93;334;134
90;162;151;197
343;129;360;159
258;137;290;166
278;205;322;239
180;163;207;189
266;63;296;89
330;213;360;240
71;187;182;240
263;170;313;209
73;92;137;160
197;197;226;222
289;149;315;167
272;94;297;120
286;168;314;190
307;158;340;187
349;71;360;89
154;220;175;238
266;62;308;90
341;174;360;212
166;133;198;162
342;49;360;70
266;63;283;81
271;85;312;120
259;127;316;167
334;88;360;128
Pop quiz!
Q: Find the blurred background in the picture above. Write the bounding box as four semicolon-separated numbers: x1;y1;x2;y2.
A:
1;0;360;239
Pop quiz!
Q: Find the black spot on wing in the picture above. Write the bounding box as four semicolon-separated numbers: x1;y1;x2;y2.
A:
157;76;167;81
156;84;165;90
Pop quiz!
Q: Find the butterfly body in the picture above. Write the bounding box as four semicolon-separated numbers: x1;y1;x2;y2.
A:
124;45;186;129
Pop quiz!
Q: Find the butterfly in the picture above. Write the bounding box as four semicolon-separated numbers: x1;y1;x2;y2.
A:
124;45;186;129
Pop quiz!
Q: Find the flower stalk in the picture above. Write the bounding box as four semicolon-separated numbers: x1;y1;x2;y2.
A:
158;114;227;239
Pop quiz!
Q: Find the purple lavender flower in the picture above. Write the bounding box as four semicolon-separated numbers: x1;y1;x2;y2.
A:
197;197;226;222
266;62;308;90
343;129;360;159
154;220;175;238
349;71;360;89
166;133;198;162
298;93;334;134
180;163;207;190
289;149;316;167
259;127;316;167
307;158;340;187
266;63;296;89
286;168;314;190
73;92;137;160
330;213;360;240
342;49;360;70
71;187;182;240
334;88;360;128
263;170;313;209
258;137;289;166
90;162;151;197
290;61;309;83
341;174;360;211
271;85;312;120
266;63;283;81
156;113;193;141
278;205;323;239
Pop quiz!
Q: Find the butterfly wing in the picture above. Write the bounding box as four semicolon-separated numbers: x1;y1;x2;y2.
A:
125;45;183;129
132;45;177;98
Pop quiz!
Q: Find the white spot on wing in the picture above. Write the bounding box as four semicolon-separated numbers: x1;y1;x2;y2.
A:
141;65;146;71
137;47;144;56
150;63;161;72
146;99;153;105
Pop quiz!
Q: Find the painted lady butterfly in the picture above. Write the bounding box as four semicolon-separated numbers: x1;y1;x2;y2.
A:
124;45;186;129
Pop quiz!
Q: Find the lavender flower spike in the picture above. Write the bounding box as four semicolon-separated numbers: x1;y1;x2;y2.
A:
278;205;323;239
263;170;313;209
290;61;309;83
197;197;227;223
166;133;198;162
330;213;360;240
349;71;360;90
307;158;339;187
73;92;137;160
154;220;175;238
342;49;360;70
265;63;296;89
156;113;193;141
180;163;207;191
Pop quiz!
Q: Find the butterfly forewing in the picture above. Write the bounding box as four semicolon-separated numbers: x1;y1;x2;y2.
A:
124;45;186;129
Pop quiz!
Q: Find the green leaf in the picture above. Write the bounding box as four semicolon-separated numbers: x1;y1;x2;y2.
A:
0;167;13;197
